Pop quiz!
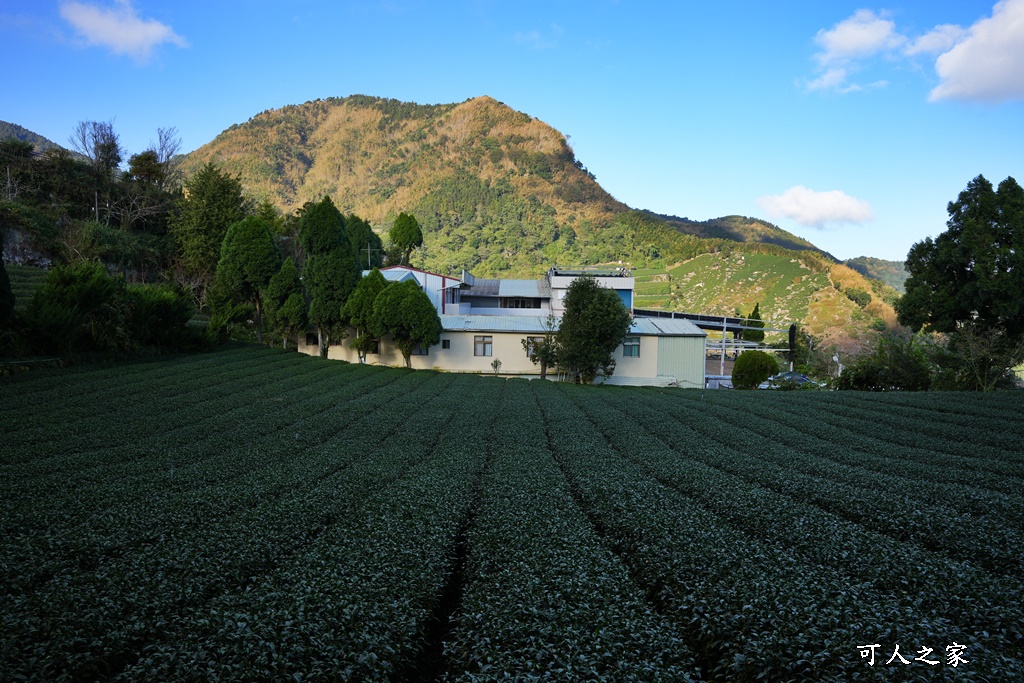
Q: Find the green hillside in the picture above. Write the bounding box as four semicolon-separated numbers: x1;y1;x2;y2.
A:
656;213;833;257
0;121;69;154
844;256;908;293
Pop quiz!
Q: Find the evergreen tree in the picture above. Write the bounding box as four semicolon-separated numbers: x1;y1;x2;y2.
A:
744;303;765;343
898;175;1024;338
265;257;306;349
371;279;441;368
169;163;251;302
556;276;631;383
299;196;358;356
213;216;282;343
342;268;388;362
388;212;423;266
897;175;1024;390
347;214;384;269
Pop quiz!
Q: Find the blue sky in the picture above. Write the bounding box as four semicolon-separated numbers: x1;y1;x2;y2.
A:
3;1;1022;261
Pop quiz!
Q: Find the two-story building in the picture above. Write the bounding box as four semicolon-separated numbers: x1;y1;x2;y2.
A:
297;264;706;388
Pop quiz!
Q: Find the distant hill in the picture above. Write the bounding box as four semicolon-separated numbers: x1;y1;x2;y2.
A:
844;256;908;293
182;94;899;349
0;121;69;154
654;213;837;259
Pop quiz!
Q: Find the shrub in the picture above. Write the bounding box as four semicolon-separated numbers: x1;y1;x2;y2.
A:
732;350;779;389
125;284;202;350
844;287;872;308
836;334;932;391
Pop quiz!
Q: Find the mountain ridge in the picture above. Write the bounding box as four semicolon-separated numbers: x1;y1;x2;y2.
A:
179;94;900;349
0;120;72;154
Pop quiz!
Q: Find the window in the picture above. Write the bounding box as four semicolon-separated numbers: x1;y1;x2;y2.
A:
525;336;544;357
305;332;317;347
441;339;451;349
366;339;380;355
500;297;541;309
410;344;429;356
474;335;493;357
623;336;640;357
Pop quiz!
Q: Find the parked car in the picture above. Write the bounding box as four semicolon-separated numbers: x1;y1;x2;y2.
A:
759;371;822;390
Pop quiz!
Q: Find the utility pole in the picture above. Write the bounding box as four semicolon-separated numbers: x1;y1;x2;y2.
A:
363;242;380;270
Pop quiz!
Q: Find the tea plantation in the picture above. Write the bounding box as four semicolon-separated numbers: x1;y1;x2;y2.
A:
2;345;1022;681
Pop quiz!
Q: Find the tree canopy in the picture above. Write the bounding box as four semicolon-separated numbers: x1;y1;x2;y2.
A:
371;278;441;367
732;350;779;389
522;314;559;380
347;214;384;270
897;175;1024;338
299;196;359;356
298;195;346;256
343;268;389;362
170;163;251;301
265;257;306;349
895;175;1024;390
213;216;282;343
557;275;632;383
388;212;423;266
743;303;765;343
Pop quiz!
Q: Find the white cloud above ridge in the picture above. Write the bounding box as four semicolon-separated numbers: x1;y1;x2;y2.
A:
757;186;874;229
929;0;1024;102
59;0;187;63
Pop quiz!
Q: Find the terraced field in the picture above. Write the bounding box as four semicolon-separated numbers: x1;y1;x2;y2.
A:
2;345;1022;681
5;263;48;311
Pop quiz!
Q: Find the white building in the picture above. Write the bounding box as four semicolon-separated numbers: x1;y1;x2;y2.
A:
298;265;706;388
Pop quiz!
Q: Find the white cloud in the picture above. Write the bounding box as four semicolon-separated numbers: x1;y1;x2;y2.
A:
929;0;1024;102
904;24;965;56
805;67;848;92
814;10;904;65
758;186;874;228
59;0;187;63
804;10;904;93
804;4;1019;99
514;24;563;50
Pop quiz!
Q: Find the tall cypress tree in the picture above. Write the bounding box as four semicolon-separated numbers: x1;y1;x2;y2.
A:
745;303;765;343
299;196;359;356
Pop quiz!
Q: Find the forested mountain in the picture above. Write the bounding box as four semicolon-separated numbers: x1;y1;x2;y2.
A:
179;94;898;349
0;121;71;154
843;256;908;293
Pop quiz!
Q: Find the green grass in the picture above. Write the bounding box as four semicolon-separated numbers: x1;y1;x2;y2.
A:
630;267;668;277
2;346;1022;680
634;281;671;296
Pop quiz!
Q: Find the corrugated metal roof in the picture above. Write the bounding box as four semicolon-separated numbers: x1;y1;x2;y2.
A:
374;270;417;283
630;317;706;337
440;315;552;333
462;278;500;296
498;279;546;297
